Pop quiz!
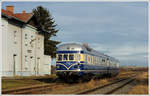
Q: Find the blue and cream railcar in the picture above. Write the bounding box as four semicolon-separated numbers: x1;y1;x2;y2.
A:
56;43;120;79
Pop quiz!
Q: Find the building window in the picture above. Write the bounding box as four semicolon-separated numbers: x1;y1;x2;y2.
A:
25;56;28;70
14;31;17;37
38;38;40;49
25;34;27;39
14;31;17;44
25;56;28;62
38;38;40;43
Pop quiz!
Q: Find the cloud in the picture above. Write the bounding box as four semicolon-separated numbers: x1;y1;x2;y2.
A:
90;43;148;66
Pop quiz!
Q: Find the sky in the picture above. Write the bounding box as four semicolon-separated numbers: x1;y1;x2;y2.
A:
2;1;148;67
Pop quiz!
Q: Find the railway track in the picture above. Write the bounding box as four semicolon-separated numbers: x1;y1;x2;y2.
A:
76;75;136;94
2;73;138;94
2;77;67;94
2;83;56;94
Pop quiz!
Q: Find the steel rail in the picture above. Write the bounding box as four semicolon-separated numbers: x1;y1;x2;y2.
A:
2;84;53;94
105;77;135;94
76;75;136;94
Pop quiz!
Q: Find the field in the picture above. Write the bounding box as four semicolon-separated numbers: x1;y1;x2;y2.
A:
1;67;149;94
2;74;57;90
128;71;148;94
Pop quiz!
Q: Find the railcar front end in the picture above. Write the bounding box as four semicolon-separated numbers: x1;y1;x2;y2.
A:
56;50;85;78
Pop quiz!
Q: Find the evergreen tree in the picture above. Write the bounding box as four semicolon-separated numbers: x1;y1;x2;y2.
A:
32;6;60;58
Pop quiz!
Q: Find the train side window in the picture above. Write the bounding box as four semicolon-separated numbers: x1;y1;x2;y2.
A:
69;54;74;60
86;55;88;61
58;54;62;61
94;57;96;63
85;54;87;61
76;54;80;61
88;55;89;62
64;54;68;61
89;56;91;63
90;56;92;63
90;56;91;63
96;57;98;63
102;59;105;62
79;54;81;61
93;56;95;64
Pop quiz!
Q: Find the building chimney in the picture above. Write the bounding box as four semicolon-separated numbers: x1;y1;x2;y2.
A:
22;10;26;14
6;6;14;13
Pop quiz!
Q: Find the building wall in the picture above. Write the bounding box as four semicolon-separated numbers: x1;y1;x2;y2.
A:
2;18;8;76
43;55;51;75
2;18;51;76
21;25;37;76
2;18;22;76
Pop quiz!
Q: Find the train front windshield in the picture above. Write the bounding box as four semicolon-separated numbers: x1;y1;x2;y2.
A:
58;54;62;61
57;54;80;61
69;54;74;60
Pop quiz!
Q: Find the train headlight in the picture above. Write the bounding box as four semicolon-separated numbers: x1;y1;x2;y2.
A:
77;69;80;71
56;66;60;69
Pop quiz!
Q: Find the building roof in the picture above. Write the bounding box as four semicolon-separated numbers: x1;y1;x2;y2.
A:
2;9;33;23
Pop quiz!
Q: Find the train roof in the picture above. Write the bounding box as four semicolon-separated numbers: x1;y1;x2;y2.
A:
57;43;119;62
57;43;86;51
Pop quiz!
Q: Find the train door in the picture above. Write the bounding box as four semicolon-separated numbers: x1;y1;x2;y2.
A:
76;54;80;62
106;58;110;74
13;54;17;76
106;58;110;66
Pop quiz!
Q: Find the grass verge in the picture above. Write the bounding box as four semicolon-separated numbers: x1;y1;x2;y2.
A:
2;74;57;90
128;72;148;94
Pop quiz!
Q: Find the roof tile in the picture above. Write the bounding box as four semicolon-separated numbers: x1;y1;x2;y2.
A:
2;9;33;23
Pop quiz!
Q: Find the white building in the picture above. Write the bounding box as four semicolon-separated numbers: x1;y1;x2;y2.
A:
2;6;51;76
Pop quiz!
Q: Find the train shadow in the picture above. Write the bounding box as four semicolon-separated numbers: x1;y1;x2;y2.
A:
33;76;107;84
57;74;117;84
33;74;120;84
33;77;82;84
33;77;58;83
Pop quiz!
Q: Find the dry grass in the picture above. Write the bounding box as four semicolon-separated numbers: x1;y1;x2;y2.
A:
86;79;95;88
78;79;96;91
116;71;135;78
2;79;46;90
128;72;148;94
99;79;109;84
2;74;57;90
2;74;57;80
79;78;109;91
128;85;148;94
